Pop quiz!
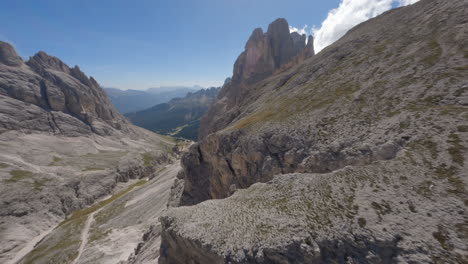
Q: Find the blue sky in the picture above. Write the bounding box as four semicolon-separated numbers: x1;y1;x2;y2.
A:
0;0;417;90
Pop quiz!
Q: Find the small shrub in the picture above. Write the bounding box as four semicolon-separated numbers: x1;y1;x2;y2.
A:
447;133;465;166
357;217;367;228
6;170;33;182
457;126;468;132
141;152;153;167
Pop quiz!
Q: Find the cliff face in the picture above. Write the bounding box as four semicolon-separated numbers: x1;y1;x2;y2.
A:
0;42;130;136
200;19;314;139
159;0;468;263
0;43;179;263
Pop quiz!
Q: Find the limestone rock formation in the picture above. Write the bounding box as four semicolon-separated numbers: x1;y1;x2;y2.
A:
200;19;315;139
232;18;312;85
0;42;130;136
0;43;180;263
0;42;23;67
158;0;468;263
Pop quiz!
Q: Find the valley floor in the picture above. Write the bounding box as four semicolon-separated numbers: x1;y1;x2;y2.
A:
11;162;180;264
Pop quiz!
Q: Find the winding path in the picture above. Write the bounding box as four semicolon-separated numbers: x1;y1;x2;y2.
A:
72;208;103;264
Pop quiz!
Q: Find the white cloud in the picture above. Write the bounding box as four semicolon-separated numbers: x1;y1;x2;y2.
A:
398;0;420;5
289;25;309;36
312;0;420;53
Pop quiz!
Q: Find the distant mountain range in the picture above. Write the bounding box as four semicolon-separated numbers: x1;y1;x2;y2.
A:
125;87;220;140
104;86;203;114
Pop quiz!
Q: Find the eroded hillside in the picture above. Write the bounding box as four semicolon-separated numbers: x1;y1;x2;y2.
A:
0;42;182;264
157;0;468;263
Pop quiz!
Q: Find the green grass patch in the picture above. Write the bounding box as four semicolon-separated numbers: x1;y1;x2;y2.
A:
357;217;367;228
141;152;153;167
0;163;9;169
434;165;465;195
447;133;465;166
457;126;468;133
82;167;105;172
59;179;148;227
48;156;62;166
33;178;51;191
89;228;112;243
5;170;33;182
22;239;81;264
422;39;442;66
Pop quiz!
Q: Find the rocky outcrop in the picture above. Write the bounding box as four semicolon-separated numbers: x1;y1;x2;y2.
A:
200;19;315;138
160;0;468;262
0;42;130;136
231;18;312;85
0;42;23;67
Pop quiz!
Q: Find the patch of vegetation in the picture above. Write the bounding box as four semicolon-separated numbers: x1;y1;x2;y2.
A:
408;138;438;160
422;39;442;66
457;126;468;133
454;65;468;71
21;212;85;264
33;178;51;191
5;170;33;183
0;163;9;168
433;225;453;250
357;217;367;228
48;156;62;166
371;200;392;220
455;220;468;239
22;239;81;264
89;228;112;243
434;165;465;196
334;82;360;99
454;86;468;97
141;152;154;167
399;121;410;130
416;180;434;198
82;167;105;172
447;133;465;166
59;179;148;227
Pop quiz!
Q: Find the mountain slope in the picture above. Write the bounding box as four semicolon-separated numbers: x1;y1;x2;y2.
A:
157;0;468;263
104;87;198;114
126;87;220;140
0;44;130;136
0;42;179;264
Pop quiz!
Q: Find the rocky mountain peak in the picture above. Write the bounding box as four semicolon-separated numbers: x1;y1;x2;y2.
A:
26;51;70;73
201;18;315;138
0;41;23;67
231;18;314;85
305;35;315;57
0;42;130;136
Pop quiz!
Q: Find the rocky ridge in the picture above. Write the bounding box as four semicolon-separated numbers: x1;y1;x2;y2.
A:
157;0;468;263
0;41;130;137
0;43;180;263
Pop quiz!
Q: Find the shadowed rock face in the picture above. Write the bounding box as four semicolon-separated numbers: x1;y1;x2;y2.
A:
157;0;468;263
0;42;23;67
0;42;129;136
232;18;312;85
